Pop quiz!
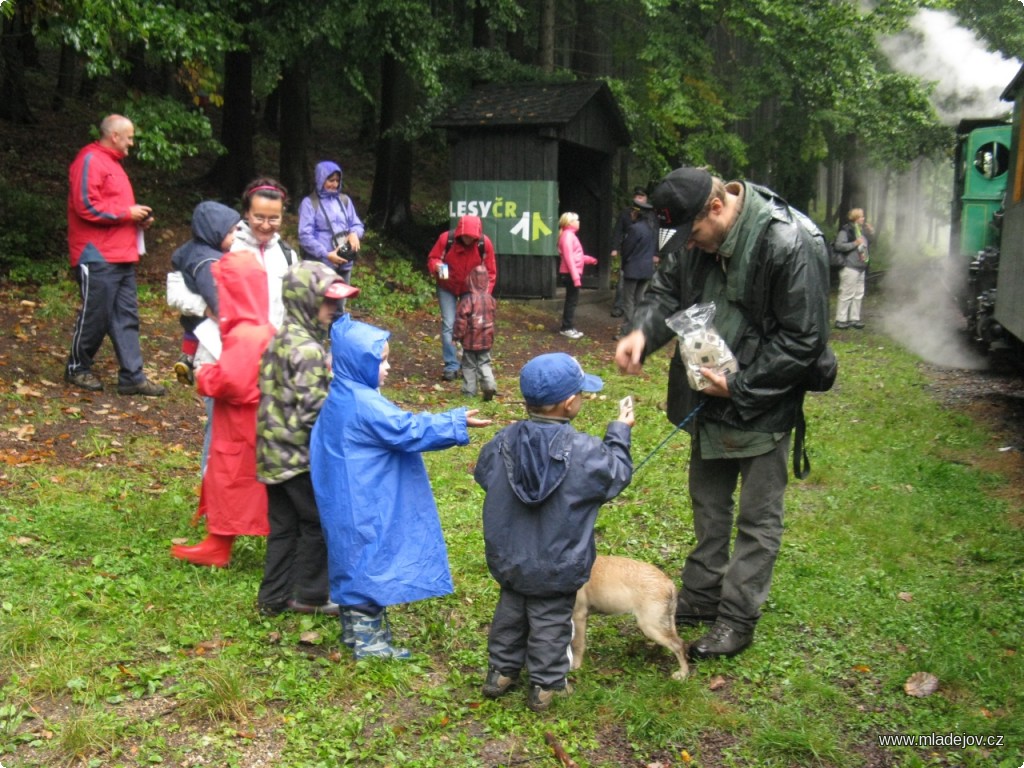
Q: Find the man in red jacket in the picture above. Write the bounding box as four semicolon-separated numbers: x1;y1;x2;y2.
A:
65;114;165;396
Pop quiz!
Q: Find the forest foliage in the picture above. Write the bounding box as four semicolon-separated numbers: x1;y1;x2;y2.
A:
0;0;1021;240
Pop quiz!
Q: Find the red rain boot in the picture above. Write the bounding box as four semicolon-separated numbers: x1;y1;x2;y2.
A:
170;533;235;567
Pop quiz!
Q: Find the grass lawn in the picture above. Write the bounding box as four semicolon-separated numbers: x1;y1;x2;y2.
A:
1;286;1022;767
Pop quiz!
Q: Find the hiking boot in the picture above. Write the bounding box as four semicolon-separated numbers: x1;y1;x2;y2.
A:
174;354;195;385
834;321;850;330
559;329;584;339
118;378;167;397
481;387;496;402
442;369;459;382
687;621;753;661
482;667;519;699
851;321;865;329
527;682;572;713
65;370;103;392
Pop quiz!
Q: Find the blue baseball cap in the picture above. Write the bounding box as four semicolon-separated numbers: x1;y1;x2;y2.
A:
520;353;603;406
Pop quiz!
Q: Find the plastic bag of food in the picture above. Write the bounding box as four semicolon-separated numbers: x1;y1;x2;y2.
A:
666;302;738;391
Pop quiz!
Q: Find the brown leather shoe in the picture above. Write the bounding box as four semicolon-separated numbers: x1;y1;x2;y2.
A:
687;621;753;661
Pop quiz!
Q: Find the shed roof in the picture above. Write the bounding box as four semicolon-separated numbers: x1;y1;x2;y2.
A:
1001;63;1024;102
435;81;630;145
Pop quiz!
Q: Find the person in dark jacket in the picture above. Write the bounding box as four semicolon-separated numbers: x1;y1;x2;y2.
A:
615;167;830;662
452;263;497;400
474;353;633;712
610;186;648;317
169;201;241;385
617;199;658;339
832;207;873;329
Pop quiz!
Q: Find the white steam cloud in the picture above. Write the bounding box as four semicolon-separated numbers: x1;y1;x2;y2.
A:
880;9;1020;123
872;9;1016;368
879;257;987;370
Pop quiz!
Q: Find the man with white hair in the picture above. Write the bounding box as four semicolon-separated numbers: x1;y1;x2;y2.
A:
65;114;165;396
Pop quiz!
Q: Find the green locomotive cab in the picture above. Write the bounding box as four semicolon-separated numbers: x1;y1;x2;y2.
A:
951;119;1011;348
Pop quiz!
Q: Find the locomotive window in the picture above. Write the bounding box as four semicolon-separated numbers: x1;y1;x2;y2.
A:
974;141;1009;179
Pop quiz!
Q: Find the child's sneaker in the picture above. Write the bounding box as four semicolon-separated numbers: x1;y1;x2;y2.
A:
482;667;519;699
174;354;195;385
527;682;573;712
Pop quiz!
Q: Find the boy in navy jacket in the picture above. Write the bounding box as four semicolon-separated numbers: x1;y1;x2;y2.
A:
474;353;634;711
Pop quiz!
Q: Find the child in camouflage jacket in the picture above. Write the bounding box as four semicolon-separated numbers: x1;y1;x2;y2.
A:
255;261;359;616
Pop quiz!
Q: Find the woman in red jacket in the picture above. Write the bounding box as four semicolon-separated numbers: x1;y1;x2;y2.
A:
170;250;276;567
557;212;597;339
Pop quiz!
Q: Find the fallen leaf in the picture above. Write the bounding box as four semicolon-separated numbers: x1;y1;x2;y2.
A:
299;630;321;645
897;592;913;602
708;675;727;691
853;664;871;673
904;671;939;698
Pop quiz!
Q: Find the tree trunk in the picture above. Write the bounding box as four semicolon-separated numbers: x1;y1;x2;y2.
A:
571;0;609;77
263;84;280;135
52;44;77;111
207;49;256;199
368;53;414;236
0;11;36;124
278;58;311;210
539;0;555;72
472;1;492;49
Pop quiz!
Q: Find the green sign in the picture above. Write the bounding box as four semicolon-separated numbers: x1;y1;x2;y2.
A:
449;181;558;256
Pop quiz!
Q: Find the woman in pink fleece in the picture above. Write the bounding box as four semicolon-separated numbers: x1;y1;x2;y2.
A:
557;212;597;339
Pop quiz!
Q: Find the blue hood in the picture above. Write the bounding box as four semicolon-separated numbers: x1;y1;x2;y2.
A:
315;160;343;198
330;315;389;389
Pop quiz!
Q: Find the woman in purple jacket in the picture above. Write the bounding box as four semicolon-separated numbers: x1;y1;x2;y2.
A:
298;161;365;284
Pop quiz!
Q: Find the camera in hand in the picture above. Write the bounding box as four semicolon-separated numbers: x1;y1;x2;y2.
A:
334;233;355;263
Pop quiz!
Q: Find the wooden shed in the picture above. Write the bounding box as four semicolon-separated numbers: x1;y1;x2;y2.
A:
434;81;630;298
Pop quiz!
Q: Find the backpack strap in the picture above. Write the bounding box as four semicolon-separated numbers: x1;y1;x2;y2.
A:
280;240;296;266
441;230;487;262
792;392;811;479
441;229;455;262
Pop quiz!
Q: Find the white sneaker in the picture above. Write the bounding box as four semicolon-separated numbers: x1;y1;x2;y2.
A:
560;329;584;339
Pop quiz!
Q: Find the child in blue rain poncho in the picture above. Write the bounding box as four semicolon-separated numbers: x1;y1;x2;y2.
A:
310;317;491;659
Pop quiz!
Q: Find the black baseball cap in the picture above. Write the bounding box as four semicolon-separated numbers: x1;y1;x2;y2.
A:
649;167;713;254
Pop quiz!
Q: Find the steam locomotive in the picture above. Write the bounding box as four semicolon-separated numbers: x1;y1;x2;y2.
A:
951;64;1024;358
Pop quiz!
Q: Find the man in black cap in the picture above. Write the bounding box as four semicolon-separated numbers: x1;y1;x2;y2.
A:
614;167;830;661
609;186;649;318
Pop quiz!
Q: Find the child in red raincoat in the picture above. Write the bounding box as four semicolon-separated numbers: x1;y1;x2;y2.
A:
171;250;276;567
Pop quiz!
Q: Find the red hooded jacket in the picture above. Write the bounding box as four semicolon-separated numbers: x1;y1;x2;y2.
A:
195;251;276;536
426;215;497;296
453;263;496;352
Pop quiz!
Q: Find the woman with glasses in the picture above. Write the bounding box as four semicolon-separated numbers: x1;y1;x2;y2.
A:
231;178;298;330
